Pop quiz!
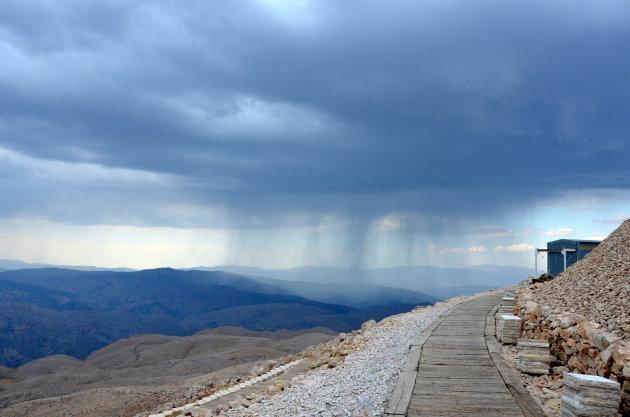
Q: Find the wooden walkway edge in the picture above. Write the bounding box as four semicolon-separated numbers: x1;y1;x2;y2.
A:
384;294;545;417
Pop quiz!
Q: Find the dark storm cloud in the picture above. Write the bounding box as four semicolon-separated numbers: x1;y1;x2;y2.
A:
1;0;630;227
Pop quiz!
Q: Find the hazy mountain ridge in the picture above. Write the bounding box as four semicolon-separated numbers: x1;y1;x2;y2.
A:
0;259;528;291
0;258;135;272
0;268;431;367
189;270;440;309
0;268;353;314
197;264;529;290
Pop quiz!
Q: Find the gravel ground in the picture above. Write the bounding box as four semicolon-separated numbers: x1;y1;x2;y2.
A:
225;292;490;417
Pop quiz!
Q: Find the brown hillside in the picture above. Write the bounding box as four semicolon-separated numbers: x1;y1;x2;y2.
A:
531;219;630;338
0;327;336;414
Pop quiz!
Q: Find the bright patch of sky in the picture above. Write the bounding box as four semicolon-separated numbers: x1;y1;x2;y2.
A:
1;191;627;271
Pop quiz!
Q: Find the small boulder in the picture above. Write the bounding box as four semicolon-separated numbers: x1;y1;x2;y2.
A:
361;320;377;331
190;408;213;417
590;331;620;350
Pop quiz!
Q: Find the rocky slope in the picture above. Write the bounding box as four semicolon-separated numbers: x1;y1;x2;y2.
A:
530;219;630;338
514;219;630;416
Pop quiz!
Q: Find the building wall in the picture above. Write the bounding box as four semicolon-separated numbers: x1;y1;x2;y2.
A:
547;240;600;276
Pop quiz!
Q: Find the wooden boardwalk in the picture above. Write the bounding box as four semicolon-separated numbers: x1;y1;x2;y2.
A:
386;294;544;417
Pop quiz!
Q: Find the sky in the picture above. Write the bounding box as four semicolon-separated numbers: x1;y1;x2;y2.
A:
1;0;630;271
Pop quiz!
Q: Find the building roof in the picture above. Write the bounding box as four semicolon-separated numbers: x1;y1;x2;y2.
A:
547;239;601;244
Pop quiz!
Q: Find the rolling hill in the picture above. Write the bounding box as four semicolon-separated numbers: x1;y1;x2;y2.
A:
0;326;337;411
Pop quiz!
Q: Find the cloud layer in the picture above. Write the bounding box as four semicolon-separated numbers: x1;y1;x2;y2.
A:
2;0;630;231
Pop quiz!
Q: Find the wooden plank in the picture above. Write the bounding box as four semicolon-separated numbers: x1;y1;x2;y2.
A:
402;348;422;372
413;381;511;393
422;349;490;361
423;336;486;343
417;363;497;369
436;326;485;329
431;325;484;329
418;358;496;367
419;349;489;355
485;304;499;336
440;318;486;321
411;391;515;400
410;397;522;409
420;344;487;351
418;356;495;363
422;340;487;345
408;407;524;417
408;412;523;417
385;370;417;415
437;321;484;324
433;329;485;332
416;371;503;383
407;412;523;417
432;327;485;331
426;338;488;350
416;370;502;378
417;364;499;373
440;319;484;322
410;399;523;410
410;405;523;413
432;325;483;329
413;379;510;388
420;337;487;343
421;345;490;352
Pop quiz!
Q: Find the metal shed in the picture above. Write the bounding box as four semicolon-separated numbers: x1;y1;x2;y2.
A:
538;239;600;276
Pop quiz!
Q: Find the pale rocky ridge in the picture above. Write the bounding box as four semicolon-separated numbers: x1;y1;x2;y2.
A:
0;327;337;416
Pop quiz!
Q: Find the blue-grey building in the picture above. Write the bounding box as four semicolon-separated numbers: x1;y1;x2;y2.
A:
544;239;601;276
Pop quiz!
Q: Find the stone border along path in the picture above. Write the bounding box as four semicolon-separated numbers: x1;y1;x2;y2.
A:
148;359;305;417
385;294;546;417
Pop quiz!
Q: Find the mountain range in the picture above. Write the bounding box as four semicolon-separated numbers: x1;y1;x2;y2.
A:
193;264;529;298
0;258;134;272
0;260;530;368
0;267;436;367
